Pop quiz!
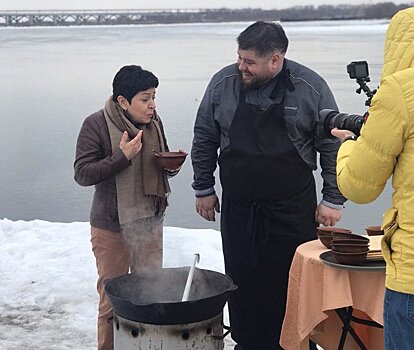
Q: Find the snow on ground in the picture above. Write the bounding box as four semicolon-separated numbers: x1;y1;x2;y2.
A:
0;219;237;349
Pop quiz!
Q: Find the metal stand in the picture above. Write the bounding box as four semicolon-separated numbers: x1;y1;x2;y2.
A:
335;307;383;350
223;324;231;339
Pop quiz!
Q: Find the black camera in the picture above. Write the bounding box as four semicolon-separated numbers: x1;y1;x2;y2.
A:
318;109;367;138
347;61;369;80
318;61;376;139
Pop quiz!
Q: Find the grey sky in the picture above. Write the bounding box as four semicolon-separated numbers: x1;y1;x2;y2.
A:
0;0;407;11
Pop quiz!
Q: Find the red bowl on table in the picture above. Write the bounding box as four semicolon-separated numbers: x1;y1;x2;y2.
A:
318;235;334;249
332;232;369;243
365;225;384;236
317;227;352;236
333;250;369;265
317;227;352;249
331;243;369;253
331;238;369;245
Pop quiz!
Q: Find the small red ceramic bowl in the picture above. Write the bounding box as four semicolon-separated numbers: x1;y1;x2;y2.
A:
317;227;352;236
318;235;334;249
365;225;384;236
333;250;369;265
332;232;369;243
317;227;352;249
331;238;369;246
331;243;370;253
155;151;187;169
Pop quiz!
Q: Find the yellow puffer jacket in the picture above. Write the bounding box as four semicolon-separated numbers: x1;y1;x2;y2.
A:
336;7;414;294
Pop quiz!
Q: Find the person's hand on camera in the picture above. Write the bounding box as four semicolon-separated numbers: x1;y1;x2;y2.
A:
120;130;143;160
331;128;356;143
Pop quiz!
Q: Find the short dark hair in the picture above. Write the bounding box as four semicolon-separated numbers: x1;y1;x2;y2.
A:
112;65;159;103
237;21;289;57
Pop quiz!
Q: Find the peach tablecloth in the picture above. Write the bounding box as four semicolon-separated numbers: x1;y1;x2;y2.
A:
280;240;385;350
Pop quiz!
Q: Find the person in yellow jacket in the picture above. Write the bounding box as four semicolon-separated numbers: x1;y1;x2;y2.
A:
331;8;414;350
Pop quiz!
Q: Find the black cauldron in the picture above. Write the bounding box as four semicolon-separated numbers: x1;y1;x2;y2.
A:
105;267;237;325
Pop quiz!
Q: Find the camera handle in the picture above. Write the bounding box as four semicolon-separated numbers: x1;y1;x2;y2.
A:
355;78;377;106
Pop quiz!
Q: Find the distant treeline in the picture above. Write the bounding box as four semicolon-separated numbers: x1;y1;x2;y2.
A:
214;2;413;22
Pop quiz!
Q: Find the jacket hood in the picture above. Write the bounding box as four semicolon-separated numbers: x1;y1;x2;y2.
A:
382;7;414;79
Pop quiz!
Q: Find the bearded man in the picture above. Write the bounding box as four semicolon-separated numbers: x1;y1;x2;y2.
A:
191;21;346;350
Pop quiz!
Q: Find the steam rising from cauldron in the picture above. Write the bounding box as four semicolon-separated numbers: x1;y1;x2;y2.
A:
120;218;163;274
109;267;231;304
105;267;237;325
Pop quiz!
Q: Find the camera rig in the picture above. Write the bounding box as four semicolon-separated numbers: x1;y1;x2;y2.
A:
347;61;377;107
317;61;378;138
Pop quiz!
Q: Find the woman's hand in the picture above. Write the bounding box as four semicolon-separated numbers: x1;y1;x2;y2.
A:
119;130;143;160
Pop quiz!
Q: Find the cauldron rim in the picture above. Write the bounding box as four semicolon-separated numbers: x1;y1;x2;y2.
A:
104;267;237;325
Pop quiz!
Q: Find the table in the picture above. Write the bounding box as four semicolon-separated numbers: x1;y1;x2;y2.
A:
279;240;385;350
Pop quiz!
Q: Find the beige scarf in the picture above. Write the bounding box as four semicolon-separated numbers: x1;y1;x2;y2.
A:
103;97;170;225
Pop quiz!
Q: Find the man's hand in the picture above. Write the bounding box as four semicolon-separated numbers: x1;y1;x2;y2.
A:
196;194;220;222
119;130;143;160
315;203;342;227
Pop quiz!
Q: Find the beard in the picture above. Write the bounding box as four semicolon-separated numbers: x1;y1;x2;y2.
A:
238;69;272;90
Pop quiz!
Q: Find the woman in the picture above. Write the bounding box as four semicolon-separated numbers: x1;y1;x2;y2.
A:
74;65;180;350
331;8;414;350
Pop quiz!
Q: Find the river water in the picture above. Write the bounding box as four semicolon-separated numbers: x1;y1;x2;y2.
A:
0;19;392;231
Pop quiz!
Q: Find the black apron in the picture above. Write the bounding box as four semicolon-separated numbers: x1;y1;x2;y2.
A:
218;73;318;349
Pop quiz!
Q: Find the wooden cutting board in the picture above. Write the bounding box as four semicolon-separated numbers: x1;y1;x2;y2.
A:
366;235;384;260
368;235;383;251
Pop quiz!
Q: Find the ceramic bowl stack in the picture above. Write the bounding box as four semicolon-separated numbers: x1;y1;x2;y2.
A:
317;227;352;249
331;232;370;265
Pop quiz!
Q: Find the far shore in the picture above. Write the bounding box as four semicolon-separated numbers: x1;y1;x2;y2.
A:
0;4;408;28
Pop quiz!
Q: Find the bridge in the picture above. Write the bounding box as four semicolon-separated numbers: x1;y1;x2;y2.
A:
0;9;225;27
